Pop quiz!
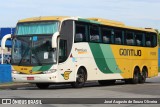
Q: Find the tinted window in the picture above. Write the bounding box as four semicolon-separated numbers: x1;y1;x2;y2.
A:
75;23;88;42
135;32;143;46
145;33;157;47
59;39;67;63
101;28;113;44
60;20;74;60
89;25;101;42
114;30;123;45
125;31;134;46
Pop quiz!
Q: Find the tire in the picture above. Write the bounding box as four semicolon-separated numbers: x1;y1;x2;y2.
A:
71;68;86;88
36;83;50;89
131;68;139;84
98;80;116;86
139;68;147;84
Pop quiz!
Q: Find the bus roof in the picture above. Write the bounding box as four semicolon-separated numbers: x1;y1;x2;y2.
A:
18;16;156;33
87;18;156;33
18;16;71;22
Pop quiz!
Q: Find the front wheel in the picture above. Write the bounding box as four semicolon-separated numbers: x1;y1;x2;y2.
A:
71;68;86;88
36;83;50;89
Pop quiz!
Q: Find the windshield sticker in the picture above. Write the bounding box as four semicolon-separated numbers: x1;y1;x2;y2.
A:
44;52;49;59
33;36;38;41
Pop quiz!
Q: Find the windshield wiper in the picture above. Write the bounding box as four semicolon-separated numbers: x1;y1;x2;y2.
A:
18;48;29;66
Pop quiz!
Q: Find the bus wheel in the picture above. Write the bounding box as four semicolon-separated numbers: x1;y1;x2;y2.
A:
98;80;116;86
139;68;147;83
131;68;140;84
71;68;86;88
36;83;50;89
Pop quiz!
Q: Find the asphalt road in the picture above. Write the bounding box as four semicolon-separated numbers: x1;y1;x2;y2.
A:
0;74;160;107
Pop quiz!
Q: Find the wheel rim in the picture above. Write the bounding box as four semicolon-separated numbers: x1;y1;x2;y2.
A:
133;69;139;83
142;70;147;81
134;72;138;81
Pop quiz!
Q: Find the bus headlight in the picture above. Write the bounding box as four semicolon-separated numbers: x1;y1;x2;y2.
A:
12;70;20;74
43;69;57;74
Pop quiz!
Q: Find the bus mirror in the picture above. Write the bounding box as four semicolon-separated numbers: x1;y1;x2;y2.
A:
1;34;11;50
52;32;59;48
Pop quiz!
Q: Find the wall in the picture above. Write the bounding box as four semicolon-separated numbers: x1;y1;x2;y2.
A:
0;65;12;83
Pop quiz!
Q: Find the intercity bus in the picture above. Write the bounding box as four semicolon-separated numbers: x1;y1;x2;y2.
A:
10;16;158;89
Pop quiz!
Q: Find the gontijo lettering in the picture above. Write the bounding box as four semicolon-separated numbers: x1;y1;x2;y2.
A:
119;48;141;56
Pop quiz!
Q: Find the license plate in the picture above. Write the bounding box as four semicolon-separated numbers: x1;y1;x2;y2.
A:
27;77;34;80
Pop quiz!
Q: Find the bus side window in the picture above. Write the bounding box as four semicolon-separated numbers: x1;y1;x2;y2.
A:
114;30;123;45
145;33;157;47
125;31;134;46
101;28;112;44
145;33;151;47
75;23;87;42
59;39;67;63
152;34;157;47
89;25;101;43
135;32;143;46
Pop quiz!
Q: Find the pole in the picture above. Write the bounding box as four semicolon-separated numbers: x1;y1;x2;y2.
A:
1;48;3;64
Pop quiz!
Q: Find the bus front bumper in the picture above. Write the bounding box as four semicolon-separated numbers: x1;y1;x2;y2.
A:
12;73;58;83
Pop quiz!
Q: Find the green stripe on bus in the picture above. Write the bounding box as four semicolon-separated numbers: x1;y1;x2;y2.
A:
89;43;113;73
78;18;101;24
39;65;52;71
32;65;52;72
100;44;121;73
32;66;42;72
89;43;121;74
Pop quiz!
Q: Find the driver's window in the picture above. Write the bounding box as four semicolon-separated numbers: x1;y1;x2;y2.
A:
59;39;67;63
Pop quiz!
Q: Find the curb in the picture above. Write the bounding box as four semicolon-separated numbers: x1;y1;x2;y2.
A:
0;83;29;87
0;83;32;89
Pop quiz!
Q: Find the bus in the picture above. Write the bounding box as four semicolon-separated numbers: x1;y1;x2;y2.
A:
10;16;158;89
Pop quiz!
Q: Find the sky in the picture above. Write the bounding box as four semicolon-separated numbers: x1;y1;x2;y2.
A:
0;0;160;30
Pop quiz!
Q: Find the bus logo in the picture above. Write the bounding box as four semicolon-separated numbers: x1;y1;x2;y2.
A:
62;71;72;80
75;48;87;54
119;48;141;56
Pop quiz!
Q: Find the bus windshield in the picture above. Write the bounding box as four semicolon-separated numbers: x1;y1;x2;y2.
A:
11;35;57;66
16;21;59;35
11;21;59;66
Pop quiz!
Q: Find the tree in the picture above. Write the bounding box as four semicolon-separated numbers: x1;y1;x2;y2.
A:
155;29;160;46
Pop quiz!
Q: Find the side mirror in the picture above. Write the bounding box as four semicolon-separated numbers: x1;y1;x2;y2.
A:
52;32;59;48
